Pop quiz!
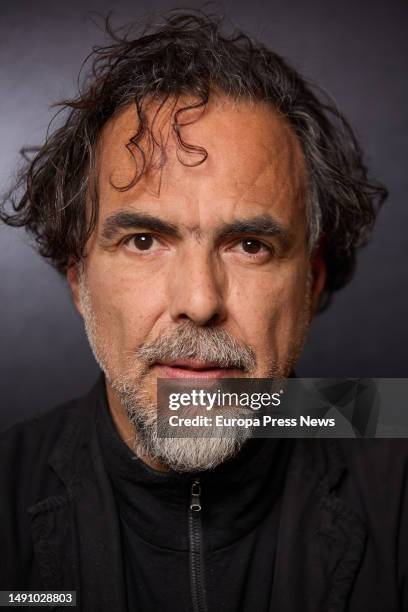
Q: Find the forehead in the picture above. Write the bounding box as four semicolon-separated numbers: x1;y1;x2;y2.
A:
96;95;307;229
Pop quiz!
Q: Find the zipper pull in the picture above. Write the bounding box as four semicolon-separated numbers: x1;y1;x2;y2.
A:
190;479;202;512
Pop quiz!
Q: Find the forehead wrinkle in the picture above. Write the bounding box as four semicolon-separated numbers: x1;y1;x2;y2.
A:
230;127;307;214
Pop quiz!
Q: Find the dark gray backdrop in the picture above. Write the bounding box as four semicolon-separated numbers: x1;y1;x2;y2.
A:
1;0;407;429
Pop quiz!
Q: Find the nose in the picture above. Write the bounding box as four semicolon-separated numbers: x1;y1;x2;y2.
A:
168;248;227;326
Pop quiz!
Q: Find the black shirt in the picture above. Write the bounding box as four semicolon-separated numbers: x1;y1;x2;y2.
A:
2;377;408;610
96;386;292;612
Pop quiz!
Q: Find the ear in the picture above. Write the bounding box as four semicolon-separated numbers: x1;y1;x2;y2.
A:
66;262;83;316
309;241;327;317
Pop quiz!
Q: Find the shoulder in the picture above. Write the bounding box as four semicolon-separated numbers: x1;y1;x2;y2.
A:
294;438;408;512
337;438;408;483
0;379;103;502
334;439;408;537
336;439;408;603
1;397;82;451
1;392;89;464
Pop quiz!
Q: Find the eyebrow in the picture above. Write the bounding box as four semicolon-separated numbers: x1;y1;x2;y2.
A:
100;211;181;242
214;215;292;249
100;210;292;250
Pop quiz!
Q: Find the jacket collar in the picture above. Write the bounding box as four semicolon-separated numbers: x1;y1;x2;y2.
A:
270;438;367;612
28;376;367;612
28;378;127;612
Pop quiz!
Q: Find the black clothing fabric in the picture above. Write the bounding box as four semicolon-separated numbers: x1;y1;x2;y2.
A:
96;384;289;612
1;376;408;611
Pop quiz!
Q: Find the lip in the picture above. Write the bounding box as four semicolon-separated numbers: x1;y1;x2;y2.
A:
154;360;239;379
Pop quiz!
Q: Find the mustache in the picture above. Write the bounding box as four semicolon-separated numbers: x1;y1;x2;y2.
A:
134;322;257;372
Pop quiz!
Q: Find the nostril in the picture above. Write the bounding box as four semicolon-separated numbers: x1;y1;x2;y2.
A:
205;314;220;327
176;312;220;327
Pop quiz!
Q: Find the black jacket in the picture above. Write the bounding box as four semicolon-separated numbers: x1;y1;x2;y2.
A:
1;378;408;611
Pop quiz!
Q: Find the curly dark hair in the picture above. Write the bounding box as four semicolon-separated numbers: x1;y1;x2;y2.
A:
0;9;387;310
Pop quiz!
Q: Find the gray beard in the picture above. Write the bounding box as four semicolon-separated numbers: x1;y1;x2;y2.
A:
78;270;310;472
113;380;255;472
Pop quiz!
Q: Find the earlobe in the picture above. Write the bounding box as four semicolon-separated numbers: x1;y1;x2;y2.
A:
67;263;83;316
310;244;327;317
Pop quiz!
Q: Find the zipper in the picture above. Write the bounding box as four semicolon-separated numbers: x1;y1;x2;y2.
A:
189;478;207;612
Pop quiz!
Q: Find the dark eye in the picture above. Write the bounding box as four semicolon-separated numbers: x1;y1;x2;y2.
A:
229;238;274;262
132;234;153;250
124;233;160;253
241;239;263;254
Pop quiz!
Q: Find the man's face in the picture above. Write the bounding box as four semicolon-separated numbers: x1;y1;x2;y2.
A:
69;95;324;470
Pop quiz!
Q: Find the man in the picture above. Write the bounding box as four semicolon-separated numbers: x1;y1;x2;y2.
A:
1;10;407;612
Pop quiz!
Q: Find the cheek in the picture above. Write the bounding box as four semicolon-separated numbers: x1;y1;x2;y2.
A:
86;264;165;350
227;263;310;355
